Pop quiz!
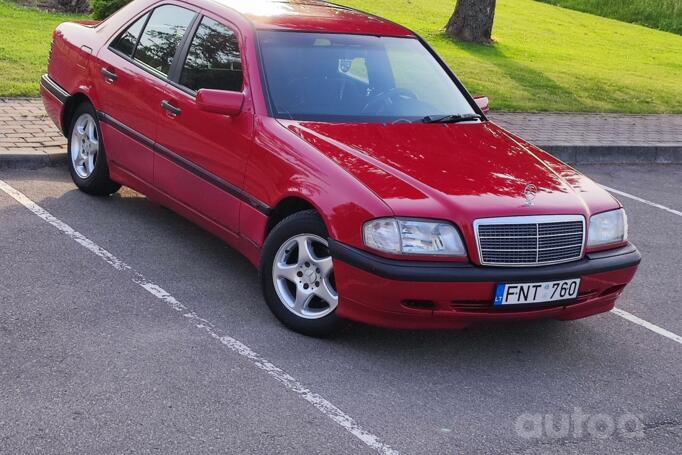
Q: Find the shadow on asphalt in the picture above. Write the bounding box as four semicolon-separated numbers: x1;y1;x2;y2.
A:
2;167;612;358
337;317;584;354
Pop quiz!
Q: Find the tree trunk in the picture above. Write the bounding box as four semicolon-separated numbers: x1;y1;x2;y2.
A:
445;0;497;44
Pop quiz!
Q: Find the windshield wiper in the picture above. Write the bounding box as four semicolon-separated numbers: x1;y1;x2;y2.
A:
421;113;483;124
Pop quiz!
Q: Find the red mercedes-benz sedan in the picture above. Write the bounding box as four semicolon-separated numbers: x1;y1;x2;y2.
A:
41;0;640;336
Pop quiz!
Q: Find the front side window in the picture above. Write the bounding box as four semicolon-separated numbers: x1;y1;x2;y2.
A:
133;5;195;76
179;17;243;92
258;31;476;123
111;13;149;57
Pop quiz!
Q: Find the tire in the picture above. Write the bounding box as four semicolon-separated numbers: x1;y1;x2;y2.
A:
260;210;345;337
67;102;121;196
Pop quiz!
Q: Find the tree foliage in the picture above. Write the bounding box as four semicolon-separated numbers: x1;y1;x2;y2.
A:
91;0;131;19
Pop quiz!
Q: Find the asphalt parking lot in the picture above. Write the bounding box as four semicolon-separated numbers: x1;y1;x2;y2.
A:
0;164;680;454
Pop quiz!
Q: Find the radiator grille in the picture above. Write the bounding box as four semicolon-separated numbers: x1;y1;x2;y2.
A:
475;216;585;266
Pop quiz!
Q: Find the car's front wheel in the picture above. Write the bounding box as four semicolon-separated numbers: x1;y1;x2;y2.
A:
260;210;344;337
67;102;120;196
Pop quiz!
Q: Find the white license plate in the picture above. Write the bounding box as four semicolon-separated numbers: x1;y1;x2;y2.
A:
494;279;581;306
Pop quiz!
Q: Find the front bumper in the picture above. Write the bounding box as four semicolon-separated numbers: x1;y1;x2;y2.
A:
329;241;641;329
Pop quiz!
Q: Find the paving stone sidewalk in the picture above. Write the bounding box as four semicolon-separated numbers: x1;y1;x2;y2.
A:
1;98;681;167
492;112;682;146
0;98;66;152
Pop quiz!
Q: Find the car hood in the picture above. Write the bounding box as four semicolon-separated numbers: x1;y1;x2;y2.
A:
280;120;618;222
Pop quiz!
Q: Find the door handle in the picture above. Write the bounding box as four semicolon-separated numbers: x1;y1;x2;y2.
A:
100;67;118;82
161;100;182;116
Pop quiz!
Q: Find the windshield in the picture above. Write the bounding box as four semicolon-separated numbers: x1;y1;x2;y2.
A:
257;31;477;123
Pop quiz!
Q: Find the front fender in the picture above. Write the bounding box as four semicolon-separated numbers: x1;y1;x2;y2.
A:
244;116;394;248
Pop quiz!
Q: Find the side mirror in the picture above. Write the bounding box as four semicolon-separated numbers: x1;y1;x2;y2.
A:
474;95;490;114
197;89;244;116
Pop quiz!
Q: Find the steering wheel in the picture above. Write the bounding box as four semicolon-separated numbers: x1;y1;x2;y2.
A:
361;88;419;115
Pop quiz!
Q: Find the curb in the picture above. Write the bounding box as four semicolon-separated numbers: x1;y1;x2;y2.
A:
0;146;681;170
542;145;682;165
0;151;67;170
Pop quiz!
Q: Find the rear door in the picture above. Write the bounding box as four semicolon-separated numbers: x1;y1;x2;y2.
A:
154;13;254;233
94;4;197;184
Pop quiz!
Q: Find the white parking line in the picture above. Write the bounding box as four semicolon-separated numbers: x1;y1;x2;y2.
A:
0;179;399;455
612;309;682;346
599;184;682;344
601;185;682;217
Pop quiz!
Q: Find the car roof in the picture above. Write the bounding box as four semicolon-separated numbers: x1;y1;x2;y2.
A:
207;0;415;37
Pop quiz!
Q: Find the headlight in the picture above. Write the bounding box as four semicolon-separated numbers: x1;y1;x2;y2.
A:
588;209;628;247
363;218;467;256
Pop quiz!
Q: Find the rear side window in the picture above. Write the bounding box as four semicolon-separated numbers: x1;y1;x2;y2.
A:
133;5;195;76
110;13;148;57
179;17;243;92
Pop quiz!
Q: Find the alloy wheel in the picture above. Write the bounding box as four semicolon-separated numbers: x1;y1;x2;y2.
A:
70;113;99;179
272;234;338;319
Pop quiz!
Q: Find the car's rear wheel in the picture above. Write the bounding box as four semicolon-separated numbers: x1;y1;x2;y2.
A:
67;103;120;196
260;210;344;337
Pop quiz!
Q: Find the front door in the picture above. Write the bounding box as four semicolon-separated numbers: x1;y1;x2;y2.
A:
94;4;197;185
154;15;253;233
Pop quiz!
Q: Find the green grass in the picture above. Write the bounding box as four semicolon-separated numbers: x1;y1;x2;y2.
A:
0;0;84;96
337;0;682;113
537;0;682;35
1;0;681;112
